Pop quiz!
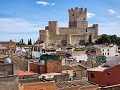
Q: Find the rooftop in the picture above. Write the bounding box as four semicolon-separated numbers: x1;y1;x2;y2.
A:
18;70;36;76
62;65;72;70
56;80;95;89
87;65;108;72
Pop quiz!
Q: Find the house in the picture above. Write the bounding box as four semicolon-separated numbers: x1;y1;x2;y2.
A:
0;58;18;90
72;51;88;62
0;41;16;51
87;56;120;86
72;65;87;79
62;65;73;81
30;54;62;74
19;81;56;90
93;44;119;57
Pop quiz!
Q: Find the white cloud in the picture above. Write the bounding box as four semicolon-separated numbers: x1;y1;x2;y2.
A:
51;3;55;6
36;1;55;6
117;15;120;18
0;18;45;33
36;1;49;6
108;9;115;14
87;13;95;19
99;22;120;36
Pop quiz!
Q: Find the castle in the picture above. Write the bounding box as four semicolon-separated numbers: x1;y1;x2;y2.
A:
39;7;98;46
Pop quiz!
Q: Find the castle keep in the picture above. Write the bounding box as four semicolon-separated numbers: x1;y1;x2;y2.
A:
39;7;98;46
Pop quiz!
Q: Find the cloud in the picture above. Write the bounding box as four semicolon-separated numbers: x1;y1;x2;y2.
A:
117;15;120;18
99;22;120;36
108;9;115;14
51;3;55;6
0;18;45;33
36;1;55;6
87;13;95;19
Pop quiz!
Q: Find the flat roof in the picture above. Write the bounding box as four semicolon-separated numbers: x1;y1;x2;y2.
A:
87;66;108;72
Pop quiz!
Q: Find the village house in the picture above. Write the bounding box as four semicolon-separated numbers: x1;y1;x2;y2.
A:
87;56;120;86
0;41;16;51
0;58;18;90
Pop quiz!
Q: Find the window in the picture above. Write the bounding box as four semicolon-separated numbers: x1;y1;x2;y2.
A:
66;71;69;73
72;14;74;16
86;29;87;32
84;18;86;20
108;53;109;55
108;49;109;51
91;73;95;78
107;71;111;75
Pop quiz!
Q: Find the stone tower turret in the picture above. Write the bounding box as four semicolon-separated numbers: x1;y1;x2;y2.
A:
48;21;58;44
68;7;88;28
48;21;58;35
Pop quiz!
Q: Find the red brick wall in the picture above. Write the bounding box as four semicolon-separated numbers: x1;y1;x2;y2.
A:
88;65;120;86
39;65;46;74
45;60;62;73
30;63;38;73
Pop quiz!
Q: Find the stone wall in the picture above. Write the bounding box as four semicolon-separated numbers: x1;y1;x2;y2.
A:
53;73;69;82
0;75;18;90
0;63;18;76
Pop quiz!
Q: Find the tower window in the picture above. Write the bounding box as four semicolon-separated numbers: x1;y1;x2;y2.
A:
72;14;74;16
86;29;87;32
84;18;86;20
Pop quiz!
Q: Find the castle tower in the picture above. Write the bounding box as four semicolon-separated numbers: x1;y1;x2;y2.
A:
48;21;58;44
68;7;88;28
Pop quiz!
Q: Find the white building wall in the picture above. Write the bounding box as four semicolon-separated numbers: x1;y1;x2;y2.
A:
101;45;118;57
74;54;88;62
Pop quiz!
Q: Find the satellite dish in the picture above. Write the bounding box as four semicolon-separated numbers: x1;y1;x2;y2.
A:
4;58;12;64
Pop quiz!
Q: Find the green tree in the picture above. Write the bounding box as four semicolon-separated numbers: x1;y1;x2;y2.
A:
95;34;111;44
28;39;32;45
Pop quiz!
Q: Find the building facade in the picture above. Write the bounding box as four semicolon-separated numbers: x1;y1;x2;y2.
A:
39;7;98;46
87;57;120;86
0;58;18;90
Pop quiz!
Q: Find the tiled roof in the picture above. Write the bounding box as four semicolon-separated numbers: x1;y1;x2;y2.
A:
62;65;72;70
72;51;86;56
18;70;36;76
72;65;86;71
56;80;93;89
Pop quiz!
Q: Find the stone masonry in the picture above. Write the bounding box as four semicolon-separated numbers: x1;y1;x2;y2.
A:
39;7;98;46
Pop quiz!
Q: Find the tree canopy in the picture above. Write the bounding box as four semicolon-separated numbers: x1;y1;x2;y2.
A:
95;34;120;46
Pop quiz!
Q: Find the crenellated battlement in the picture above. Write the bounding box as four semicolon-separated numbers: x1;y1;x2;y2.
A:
68;7;87;13
93;24;98;29
49;21;58;24
48;21;58;28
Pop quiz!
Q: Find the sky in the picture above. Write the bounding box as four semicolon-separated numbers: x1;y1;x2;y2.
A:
0;0;120;43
